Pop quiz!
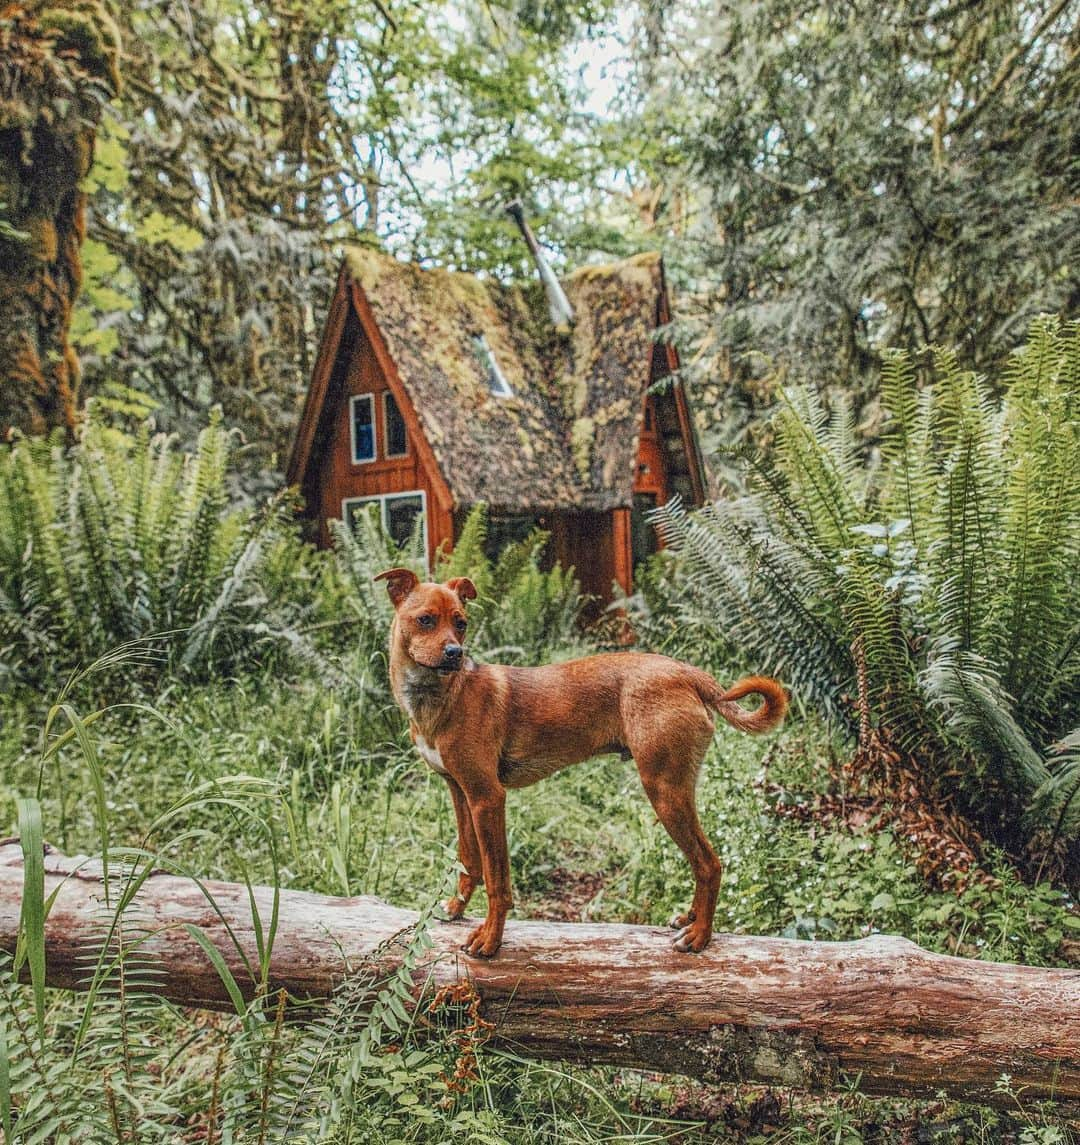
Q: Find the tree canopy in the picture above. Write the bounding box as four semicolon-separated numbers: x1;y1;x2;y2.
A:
630;0;1079;444
2;0;1077;474
69;0;632;471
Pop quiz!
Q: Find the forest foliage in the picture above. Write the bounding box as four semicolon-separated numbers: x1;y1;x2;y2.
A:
648;317;1080;866
0;398;586;695
6;0;1074;473
1;2;1079;1139
59;0;634;472
633;0;1080;452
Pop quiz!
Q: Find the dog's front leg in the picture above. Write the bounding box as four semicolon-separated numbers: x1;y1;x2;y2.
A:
443;774;482;919
460;782;512;958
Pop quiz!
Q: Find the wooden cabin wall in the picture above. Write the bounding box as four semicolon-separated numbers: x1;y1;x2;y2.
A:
547;392;670;611
314;331;452;566
633;394;668;503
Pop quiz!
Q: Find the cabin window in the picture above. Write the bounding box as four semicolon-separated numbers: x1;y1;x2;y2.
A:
470;332;513;398
385;493;425;547
384;392;408;457
349;394;376;463
343;490;427;553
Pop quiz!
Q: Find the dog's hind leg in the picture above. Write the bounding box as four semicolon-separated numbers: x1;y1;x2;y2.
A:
631;715;721;953
443;775;483;919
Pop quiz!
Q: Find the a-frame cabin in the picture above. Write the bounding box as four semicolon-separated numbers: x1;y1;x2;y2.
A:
286;246;705;605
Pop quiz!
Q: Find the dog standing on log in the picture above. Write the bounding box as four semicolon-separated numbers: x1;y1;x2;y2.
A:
375;567;787;957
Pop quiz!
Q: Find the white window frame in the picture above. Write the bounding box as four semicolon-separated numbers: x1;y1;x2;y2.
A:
349;393;377;465
382;390;408;458
342;489;428;557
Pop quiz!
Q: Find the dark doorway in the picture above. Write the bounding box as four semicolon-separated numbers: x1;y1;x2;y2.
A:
631;493;659;572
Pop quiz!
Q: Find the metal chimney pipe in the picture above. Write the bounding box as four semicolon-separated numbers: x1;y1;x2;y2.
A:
505;199;575;332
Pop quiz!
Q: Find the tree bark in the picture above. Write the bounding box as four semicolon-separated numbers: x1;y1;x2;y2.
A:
1;841;1077;1111
0;1;119;439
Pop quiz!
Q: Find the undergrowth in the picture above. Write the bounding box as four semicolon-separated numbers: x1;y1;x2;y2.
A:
647;318;1080;876
0;338;1076;1141
0;666;1076;1142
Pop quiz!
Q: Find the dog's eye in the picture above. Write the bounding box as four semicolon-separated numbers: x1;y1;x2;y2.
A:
454;617;467;634
417;614;436;630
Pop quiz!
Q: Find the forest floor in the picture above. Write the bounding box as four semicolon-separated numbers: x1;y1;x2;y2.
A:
1;666;1076;1143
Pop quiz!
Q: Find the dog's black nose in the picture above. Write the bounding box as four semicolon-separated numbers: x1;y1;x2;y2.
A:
442;643;463;664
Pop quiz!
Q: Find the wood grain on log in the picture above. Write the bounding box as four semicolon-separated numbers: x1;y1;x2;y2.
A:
0;841;1077;1110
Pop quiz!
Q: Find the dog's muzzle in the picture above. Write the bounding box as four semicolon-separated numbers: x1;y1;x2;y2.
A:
438;644;464;673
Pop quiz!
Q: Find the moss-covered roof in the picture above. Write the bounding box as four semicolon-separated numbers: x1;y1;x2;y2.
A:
343;246;666;513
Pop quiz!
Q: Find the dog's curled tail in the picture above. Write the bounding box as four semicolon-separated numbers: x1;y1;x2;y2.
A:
698;673;788;734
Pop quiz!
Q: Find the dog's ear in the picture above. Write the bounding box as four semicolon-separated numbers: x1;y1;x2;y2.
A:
374;567;419;608
445;576;477;604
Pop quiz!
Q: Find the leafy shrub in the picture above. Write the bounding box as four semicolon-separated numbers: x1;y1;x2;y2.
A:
435;504;590;664
656;318;1080;858
0;402;590;705
0;407;320;691
616;547;743;675
320;499;428;711
331;501;590;671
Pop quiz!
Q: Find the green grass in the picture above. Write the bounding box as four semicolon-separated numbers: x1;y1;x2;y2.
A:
0;667;1076;1142
6;672;1070;962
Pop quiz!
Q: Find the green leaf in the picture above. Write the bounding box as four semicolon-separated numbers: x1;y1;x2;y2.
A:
183;924;248;1016
16;798;47;1041
0;1019;13;1141
135;210;204;252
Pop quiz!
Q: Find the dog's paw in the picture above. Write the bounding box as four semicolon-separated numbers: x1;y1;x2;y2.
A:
668;909;696;930
673;923;711;953
441;896;467;921
463;923;503;958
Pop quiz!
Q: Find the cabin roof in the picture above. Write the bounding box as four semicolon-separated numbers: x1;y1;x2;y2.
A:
288;246;705;515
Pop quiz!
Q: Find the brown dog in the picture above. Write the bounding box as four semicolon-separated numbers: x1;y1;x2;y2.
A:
375;567;787;957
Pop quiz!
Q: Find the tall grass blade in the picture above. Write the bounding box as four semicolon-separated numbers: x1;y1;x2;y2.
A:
16;797;46;1041
184;924;249;1017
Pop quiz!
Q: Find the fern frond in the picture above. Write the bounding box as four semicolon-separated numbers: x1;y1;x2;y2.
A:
921;636;1048;796
879;348;932;544
1031;728;1080;842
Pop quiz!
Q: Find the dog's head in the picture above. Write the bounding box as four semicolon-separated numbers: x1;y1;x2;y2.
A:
374;568;477;674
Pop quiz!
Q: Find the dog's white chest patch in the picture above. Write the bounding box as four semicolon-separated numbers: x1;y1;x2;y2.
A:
414;734;447;775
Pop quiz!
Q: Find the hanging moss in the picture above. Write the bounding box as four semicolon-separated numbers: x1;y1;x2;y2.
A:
37;3;121;94
0;0;121;439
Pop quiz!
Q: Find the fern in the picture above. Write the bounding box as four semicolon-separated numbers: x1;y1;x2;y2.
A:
438;508;589;665
1033;729;1080;844
0;406;324;693
655;318;1080;853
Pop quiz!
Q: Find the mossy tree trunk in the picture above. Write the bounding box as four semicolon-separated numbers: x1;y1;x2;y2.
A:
0;1;119;439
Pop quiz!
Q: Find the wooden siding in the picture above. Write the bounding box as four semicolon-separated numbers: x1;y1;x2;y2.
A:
312;331;452;565
633;393;668;503
550;509;616;609
546;392;670;608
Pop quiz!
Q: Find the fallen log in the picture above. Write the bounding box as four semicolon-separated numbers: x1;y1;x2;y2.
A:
0;840;1077;1111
